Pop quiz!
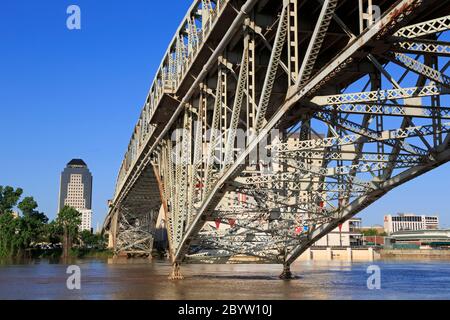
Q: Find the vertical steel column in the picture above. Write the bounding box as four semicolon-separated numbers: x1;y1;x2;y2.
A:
224;33;250;168
205;65;224;195
220;66;228;171
287;0;299;86
425;53;443;147
246;24;256;140
254;2;289;132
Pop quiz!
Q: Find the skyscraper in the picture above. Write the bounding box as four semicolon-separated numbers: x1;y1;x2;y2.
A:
58;159;93;232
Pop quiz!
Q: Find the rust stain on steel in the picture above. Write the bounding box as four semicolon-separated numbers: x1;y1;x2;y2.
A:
388;0;416;22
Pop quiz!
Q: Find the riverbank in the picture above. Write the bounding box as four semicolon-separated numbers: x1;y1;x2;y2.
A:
380;249;450;260
297;247;378;262
0;248;113;260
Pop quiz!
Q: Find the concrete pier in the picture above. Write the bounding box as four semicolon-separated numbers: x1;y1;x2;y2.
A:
297;247;379;262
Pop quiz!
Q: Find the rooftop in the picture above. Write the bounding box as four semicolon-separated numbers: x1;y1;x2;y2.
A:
391;229;450;239
67;159;87;168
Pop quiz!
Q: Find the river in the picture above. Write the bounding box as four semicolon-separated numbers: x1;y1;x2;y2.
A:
1;258;450;300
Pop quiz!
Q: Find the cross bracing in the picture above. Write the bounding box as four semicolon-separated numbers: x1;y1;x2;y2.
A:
103;0;450;279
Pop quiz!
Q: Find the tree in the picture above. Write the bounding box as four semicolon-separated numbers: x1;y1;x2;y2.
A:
44;221;63;245
361;228;387;237
14;196;48;251
0;213;20;257
17;214;49;249
18;196;48;224
79;231;106;249
0;187;51;257
361;229;378;236
79;230;94;248
56;206;81;258
0;186;23;215
18;197;38;217
29;211;49;224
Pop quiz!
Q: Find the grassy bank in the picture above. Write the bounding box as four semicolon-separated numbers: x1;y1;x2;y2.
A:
19;248;114;259
70;248;114;259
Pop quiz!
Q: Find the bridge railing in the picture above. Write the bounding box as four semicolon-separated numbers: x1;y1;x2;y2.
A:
113;0;228;200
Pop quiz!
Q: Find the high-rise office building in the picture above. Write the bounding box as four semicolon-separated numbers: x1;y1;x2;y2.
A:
58;159;93;231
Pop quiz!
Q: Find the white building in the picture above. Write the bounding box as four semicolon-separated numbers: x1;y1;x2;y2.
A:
79;209;93;232
384;213;439;235
314;218;363;247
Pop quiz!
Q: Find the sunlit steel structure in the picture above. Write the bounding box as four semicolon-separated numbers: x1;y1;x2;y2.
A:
103;0;450;279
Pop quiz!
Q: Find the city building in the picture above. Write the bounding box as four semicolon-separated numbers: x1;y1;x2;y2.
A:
384;213;439;235
58;159;93;232
390;229;450;249
314;218;363;247
363;235;385;246
79;209;93;232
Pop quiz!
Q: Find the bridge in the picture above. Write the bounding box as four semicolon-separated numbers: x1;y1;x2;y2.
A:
103;0;450;279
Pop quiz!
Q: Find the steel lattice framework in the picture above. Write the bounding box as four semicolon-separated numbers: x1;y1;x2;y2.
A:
103;0;450;279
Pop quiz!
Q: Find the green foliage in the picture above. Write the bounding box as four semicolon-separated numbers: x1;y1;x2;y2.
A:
56;206;81;237
18;197;38;216
0;186;23;215
45;220;63;244
0;213;20;257
70;248;113;259
17;215;48;249
361;229;378;236
361;228;387;237
0;186;49;257
0;186;107;259
18;196;48;224
30;211;49;224
56;206;82;258
16;196;49;249
79;230;106;249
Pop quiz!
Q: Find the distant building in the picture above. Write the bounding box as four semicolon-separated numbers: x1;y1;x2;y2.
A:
384;214;439;235
58;159;93;232
314;218;363;247
79;209;93;232
359;225;386;246
390;229;450;249
363;235;385;246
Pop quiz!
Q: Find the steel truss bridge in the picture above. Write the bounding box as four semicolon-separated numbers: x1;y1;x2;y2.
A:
103;0;450;279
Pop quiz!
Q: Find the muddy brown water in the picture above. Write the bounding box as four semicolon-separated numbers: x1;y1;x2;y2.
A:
1;258;450;300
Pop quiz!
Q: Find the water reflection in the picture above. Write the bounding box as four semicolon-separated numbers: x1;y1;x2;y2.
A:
1;258;450;300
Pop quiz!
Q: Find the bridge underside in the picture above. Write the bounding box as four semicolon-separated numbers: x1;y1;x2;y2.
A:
106;166;160;257
104;0;450;278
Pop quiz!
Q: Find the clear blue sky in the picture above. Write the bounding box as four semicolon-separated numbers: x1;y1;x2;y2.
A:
0;1;449;230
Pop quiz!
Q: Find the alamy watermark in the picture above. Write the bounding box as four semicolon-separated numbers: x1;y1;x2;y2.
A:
67;5;81;30
359;1;381;33
366;265;381;290
66;265;81;290
170;126;283;169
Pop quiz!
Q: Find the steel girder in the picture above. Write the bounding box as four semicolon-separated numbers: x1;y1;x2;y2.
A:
104;0;450;275
114;205;158;257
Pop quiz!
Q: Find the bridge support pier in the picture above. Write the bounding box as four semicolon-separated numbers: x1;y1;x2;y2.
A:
169;263;184;280
279;264;294;280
